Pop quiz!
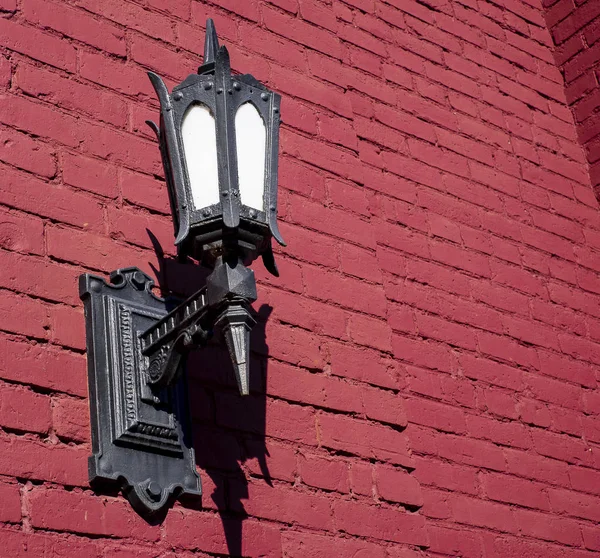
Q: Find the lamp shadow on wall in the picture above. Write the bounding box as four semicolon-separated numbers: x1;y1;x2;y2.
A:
149;230;272;557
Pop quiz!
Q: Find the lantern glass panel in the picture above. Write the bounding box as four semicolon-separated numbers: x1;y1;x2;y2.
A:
182;103;219;210
235;103;266;212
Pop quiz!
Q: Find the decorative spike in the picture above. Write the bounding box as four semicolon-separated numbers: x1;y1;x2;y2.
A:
261;244;279;277
145;120;160;140
203;19;219;67
147;72;170;109
216;304;256;396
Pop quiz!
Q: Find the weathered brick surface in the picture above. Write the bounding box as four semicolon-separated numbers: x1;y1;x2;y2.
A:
545;0;600;199
0;0;600;556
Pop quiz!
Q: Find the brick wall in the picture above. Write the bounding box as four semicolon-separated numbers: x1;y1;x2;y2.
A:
0;0;600;556
544;0;600;201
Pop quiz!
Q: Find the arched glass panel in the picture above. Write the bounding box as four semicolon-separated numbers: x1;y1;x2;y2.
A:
235;103;266;212
181;104;219;210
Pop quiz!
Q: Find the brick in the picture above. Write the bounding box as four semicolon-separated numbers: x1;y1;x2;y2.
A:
121;168;170;214
0;482;21;523
1;3;600;553
524;372;583;410
236;480;334;531
245;25;308;70
267;360;361;414
49;303;85;351
62;152;118;198
78;0;176;43
0;55;9;88
282;531;385;558
548;487;600;522
482;472;550;510
264;6;342;59
392;334;454;373
299;0;337;32
8;155;98;222
437;434;506;471
362;384;407;427
0;337;86;396
0;209;45;256
405;397;467;434
0;93;78;148
583;525;600;551
451;494;518;533
243;438;296;483
261;320;324;370
0;17;76;72
303;265;387;317
340;243;381;282
0;382;51;434
428;524;485;558
171;510;237;553
16;63;127;129
30;488;160;540
47;225;154;274
458;353;523;391
414;309;478;351
52;396;89;442
319;412;414;467
332;499;428;546
167;509;281;556
279;157;326;201
23;0;125;55
285;195;375;249
79;51;154;99
0;529;100;557
265;288;348;341
532;429;594;466
0;125;56;178
513;505;580;548
412;456;479;495
299;453;349;492
375;464;423;507
349;460;373;496
571;465;600;495
476;390;519;421
553;1;600;44
0;433;88;485
275;70;352;122
108;206;172;250
329;342;400;389
0;288;49;339
477;331;540;370
281;97;319;135
130;34;196;81
280;224;339;269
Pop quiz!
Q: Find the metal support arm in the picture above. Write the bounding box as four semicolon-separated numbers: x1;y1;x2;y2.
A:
139;257;257;394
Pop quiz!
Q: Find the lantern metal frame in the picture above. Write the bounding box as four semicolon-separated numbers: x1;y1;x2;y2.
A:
147;19;284;272
79;20;285;517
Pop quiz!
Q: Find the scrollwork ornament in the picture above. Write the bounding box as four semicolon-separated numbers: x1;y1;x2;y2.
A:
147;346;169;384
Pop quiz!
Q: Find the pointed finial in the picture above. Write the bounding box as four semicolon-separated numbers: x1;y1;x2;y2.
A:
216;304;256;396
203;19;219;67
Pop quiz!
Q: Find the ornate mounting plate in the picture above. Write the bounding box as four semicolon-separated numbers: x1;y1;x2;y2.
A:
79;267;201;516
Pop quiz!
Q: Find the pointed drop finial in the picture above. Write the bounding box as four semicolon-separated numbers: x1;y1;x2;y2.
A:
203;19;219;67
216;304;256;396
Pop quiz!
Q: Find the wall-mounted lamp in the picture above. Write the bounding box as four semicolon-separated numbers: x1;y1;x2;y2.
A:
79;20;285;516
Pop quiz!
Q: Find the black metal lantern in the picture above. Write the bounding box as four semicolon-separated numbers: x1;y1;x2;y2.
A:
79;20;285;516
147;19;284;272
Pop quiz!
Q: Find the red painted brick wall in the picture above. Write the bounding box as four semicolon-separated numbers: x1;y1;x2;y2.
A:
1;0;600;556
544;0;600;199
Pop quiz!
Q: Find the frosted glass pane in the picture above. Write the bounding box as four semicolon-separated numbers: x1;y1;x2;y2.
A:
235;103;266;211
182;104;219;210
